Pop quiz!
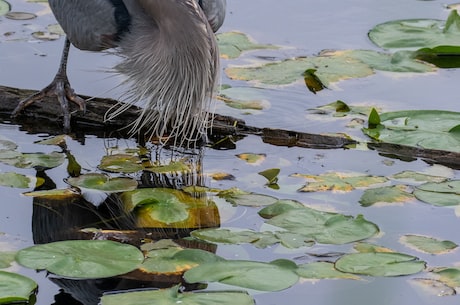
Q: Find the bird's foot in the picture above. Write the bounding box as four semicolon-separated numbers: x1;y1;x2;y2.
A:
12;78;86;132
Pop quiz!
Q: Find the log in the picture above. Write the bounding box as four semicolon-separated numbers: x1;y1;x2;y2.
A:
1;85;460;168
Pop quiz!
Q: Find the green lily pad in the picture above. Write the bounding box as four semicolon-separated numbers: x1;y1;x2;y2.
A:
363;110;460;153
0;1;11;16
184;259;299;291
293;172;388;192
121;188;191;224
390;170;448;183
218;87;270;111
217;31;277;59
262;202;379;244
218;188;278;207
0;271;37;304
16;240;144;279
0;251;16;269
414;45;460;68
140;248;223;274
432;267;460;288
0;151;65;169
296;262;360;280
101;285;254;305
309;100;376;118
66;173;138;193
335;252;426;277
400;234;458;254
359;185;415;207
369;10;460;50
99;154;143;173
414;180;460;206
0;172;43;189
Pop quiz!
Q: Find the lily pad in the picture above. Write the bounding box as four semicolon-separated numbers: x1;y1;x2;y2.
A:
23;188;80;199
390;170;448;183
293;172;388;192
309;100;375;118
262;202;379;244
66;173;138;193
410;278;456;297
354;242;395;253
99;154;143;173
335;252;426;277
359;185;414;207
368;10;460;50
258;168;280;185
432;267;460;288
218;188;278;207
0;251;16;269
296;262;360;280
400;234;458;255
414;45;460;68
0;151;65;169
414;180;460;206
0;271;37;304
16;240;144;279
236;153;266;164
217;31;277;59
101;285;254;305
0;172;43;189
184;259;299;291
218;87;270;111
363;110;460;153
0;1;11;16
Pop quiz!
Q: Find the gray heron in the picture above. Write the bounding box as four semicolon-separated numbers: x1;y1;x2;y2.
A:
12;0;226;145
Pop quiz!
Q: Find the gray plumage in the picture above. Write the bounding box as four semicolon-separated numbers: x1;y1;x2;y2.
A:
19;0;226;145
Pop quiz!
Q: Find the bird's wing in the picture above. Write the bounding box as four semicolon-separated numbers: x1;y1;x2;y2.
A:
199;0;226;32
49;0;129;51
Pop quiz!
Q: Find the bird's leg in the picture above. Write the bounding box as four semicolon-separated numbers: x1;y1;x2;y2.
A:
12;38;86;132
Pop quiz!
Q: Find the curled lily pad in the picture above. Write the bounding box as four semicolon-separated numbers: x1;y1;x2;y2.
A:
66;173;138;193
16;240;144;279
0;271;37;303
335;252;426;277
101;285;254;305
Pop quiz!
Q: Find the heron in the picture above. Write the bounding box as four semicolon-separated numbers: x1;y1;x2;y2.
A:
12;0;226;145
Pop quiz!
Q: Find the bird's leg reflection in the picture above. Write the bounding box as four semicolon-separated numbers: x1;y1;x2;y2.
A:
12;38;86;132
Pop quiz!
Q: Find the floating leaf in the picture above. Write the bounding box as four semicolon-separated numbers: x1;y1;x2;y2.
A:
236;153;266;164
400;234;458;254
0;271;37;304
335;252;426;277
99;154;143;173
218;188;278;207
258;168;280;185
0;0;11;16
390;170;448;183
309;100;375;118
296;262;360;280
16;240;144;279
0;139;17;151
218;87;270;111
359;185;414;207
293;172;388;192
432;267;460;288
66;173;138;193
262;202;379;244
23;188;80;199
0;172;43;189
217;31;277;59
414;180;460;206
369;10;460;50
101;285;254;305
414;45;460;68
184;259;299;291
0;151;65;169
363;110;460;153
0;251;16;269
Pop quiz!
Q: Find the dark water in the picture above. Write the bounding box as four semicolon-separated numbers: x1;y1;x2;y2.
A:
1;1;460;305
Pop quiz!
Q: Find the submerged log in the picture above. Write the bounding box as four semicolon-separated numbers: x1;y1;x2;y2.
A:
1;85;460;168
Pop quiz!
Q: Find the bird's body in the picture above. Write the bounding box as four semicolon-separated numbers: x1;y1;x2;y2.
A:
14;0;226;145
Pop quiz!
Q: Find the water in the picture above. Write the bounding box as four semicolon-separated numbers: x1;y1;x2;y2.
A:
1;0;460;304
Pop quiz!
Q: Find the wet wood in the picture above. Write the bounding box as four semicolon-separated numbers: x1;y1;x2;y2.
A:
1;85;460;168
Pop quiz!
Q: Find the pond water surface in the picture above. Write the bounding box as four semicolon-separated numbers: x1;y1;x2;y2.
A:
0;1;460;305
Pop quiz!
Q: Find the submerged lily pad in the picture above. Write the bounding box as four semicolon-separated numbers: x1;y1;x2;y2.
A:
101;285;254;305
363;110;460;153
217;31;277;59
16;240;144;279
0;271;37;304
335;252;426;276
184;259;299;291
400;234;458;254
369;10;460;50
66;173;138;193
